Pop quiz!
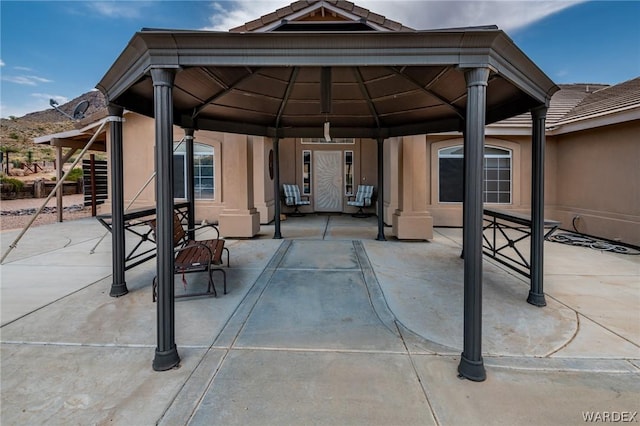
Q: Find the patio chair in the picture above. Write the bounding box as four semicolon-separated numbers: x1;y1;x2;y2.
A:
347;185;375;217
149;213;229;301
282;183;310;216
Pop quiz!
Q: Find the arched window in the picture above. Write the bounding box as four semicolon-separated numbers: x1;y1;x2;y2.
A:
438;145;512;204
173;142;215;200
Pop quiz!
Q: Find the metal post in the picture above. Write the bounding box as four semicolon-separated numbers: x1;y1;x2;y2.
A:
185;128;196;240
457;67;490;382
528;106;548;307
90;154;97;217
273;137;282;239
151;68;180;371
108;105;128;297
461;126;466;259
376;137;386;241
56;146;63;223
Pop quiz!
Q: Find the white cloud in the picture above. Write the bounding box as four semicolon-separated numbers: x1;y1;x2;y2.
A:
203;0;584;33
31;93;69;105
0;59;5;67
203;1;287;31
1;75;53;86
86;1;150;19
14;66;33;72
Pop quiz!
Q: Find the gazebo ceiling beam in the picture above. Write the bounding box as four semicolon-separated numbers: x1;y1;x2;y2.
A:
275;67;300;129
389;66;465;119
353;67;382;129
191;68;258;119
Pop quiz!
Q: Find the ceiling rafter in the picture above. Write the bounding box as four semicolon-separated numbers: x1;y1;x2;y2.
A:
389;66;465;119
353;67;382;129
192;68;259;119
275;67;300;129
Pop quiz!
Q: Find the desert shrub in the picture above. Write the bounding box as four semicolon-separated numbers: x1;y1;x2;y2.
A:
52;167;84;182
1;176;24;191
66;167;84;182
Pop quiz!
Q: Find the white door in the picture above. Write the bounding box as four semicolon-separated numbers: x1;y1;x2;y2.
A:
314;151;343;212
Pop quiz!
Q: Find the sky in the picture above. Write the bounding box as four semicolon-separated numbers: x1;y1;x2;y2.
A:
1;0;639;119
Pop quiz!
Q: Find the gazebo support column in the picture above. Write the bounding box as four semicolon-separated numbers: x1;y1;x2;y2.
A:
184;128;196;240
151;68;180;372
376;137;386;241
528;106;548;307
108;105;128;297
273;137;282;239
457;67;489;382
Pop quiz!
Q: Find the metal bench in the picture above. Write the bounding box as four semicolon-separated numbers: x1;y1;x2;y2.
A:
149;213;229;301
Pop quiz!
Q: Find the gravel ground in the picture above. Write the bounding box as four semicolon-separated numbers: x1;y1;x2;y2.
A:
0;194;93;231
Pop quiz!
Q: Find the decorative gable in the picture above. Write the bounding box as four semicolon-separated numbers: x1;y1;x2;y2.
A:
229;0;413;33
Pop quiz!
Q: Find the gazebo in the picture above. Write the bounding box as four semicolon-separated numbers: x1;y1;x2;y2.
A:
97;26;558;381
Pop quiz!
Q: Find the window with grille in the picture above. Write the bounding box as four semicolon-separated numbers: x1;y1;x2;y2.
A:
438;145;512;204
173;142;215;200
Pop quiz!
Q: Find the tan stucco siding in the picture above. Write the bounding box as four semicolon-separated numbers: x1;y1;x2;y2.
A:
551;121;640;245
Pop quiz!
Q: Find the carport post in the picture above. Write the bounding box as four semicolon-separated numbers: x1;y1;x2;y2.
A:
108;105;128;297
273;137;282;239
185;128;196;240
457;67;489;382
528;106;548;307
376;137;386;241
151;68;181;371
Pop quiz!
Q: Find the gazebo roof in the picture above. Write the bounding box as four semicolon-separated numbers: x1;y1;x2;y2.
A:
97;26;558;139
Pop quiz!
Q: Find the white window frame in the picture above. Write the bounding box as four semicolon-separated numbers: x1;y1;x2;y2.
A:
173;142;215;200
344;150;354;196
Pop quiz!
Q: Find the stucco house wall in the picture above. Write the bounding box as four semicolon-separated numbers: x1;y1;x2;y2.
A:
550;121;640;246
96;107;637;246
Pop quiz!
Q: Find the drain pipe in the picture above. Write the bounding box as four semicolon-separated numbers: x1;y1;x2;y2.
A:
1;120;108;264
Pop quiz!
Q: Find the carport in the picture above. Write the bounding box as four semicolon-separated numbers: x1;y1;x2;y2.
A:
97;27;558;381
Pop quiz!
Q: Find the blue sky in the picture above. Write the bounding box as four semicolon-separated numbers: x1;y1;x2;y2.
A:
1;0;639;118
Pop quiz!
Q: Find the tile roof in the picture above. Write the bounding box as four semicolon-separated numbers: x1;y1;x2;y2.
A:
229;0;413;33
557;77;640;124
491;79;640;129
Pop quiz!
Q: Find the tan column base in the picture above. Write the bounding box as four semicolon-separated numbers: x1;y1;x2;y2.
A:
255;200;275;225
392;211;434;240
219;209;261;238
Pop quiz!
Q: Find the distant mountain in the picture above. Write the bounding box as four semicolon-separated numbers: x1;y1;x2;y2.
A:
0;91;107;163
15;91;107;123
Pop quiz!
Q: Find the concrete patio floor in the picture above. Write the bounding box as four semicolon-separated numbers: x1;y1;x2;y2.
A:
1;214;639;425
